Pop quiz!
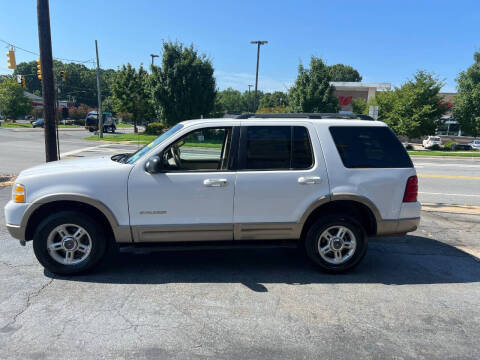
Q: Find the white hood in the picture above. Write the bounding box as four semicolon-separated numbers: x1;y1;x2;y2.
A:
19;156;126;177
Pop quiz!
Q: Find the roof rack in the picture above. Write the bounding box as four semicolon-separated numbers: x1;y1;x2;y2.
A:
234;113;374;120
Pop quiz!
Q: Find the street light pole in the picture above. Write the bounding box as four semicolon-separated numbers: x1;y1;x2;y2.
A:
150;54;159;66
250;40;268;113
248;84;253;113
95;40;103;138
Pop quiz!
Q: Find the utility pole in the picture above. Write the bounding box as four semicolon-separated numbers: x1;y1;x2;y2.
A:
37;0;58;162
248;84;253;113
95;40;103;138
250;40;268;113
150;53;159;66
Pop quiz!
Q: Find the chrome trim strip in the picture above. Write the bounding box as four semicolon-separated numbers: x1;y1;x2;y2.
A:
132;224;233;242
234;223;298;240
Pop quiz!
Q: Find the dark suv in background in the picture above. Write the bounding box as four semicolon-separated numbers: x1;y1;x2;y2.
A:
85;111;116;133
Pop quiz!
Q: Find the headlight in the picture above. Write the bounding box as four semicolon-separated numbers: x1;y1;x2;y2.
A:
13;184;26;203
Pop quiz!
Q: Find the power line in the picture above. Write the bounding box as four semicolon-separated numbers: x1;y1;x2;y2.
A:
0;38;95;65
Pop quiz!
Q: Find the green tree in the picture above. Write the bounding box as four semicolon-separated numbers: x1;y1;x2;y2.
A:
258;91;289;109
0;77;32;119
111;63;152;133
215;88;247;113
453;52;480;136
351;98;367;114
150;41;216;125
257;105;292;113
328;64;362;82
14;60;117;107
289;57;339;113
375;71;447;138
13;60;42;94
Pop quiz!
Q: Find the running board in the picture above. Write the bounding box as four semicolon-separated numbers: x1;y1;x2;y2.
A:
118;240;299;254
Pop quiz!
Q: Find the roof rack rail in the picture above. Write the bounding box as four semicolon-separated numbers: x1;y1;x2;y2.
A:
234;113;375;120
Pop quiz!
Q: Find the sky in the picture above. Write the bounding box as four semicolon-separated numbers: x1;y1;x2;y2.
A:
1;0;479;93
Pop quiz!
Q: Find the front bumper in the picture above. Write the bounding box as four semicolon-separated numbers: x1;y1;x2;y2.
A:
6;223;24;241
4;200;29;241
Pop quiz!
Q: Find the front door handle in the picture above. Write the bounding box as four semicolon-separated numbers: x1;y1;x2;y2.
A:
203;178;228;187
298;176;322;185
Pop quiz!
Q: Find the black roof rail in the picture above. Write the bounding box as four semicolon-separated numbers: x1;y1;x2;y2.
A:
234;113;375;120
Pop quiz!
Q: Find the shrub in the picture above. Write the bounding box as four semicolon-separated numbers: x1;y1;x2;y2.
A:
430;144;441;150
405;144;413;150
145;122;165;135
443;141;456;151
70;104;90;120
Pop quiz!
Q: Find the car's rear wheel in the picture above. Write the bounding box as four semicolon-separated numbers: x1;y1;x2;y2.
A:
304;215;367;273
33;211;107;275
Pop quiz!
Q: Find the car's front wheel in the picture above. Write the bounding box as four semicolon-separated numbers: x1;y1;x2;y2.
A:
304;215;367;273
33;211;107;275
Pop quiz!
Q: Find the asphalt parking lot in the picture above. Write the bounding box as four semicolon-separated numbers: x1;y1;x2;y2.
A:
1;185;480;359
1;128;480;359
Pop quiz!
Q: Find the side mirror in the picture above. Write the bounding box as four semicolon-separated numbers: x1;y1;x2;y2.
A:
145;155;163;174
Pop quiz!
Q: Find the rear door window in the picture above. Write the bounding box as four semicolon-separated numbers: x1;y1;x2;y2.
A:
239;126;314;170
329;126;413;168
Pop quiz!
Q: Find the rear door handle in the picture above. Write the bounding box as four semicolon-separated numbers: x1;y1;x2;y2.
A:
298;176;322;185
203;178;228;187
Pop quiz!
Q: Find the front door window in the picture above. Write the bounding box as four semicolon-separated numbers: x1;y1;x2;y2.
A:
163;127;232;171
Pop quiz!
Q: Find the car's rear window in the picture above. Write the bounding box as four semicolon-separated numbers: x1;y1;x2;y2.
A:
329;126;413;168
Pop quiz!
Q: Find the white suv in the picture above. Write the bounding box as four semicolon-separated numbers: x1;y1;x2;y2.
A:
422;136;442;149
5;114;421;275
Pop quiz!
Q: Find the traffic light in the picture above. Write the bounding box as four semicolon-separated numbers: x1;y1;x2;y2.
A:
6;47;16;69
36;59;42;81
21;76;26;88
60;71;66;82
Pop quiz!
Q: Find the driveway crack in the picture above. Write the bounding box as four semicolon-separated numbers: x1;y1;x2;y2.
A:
1;278;54;331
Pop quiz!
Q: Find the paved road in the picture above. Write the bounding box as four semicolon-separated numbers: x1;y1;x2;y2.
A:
414;156;480;206
1;128;479;206
0;187;479;359
0;128;141;174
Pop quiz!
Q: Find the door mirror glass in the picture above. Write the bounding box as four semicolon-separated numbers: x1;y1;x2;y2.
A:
145;155;162;173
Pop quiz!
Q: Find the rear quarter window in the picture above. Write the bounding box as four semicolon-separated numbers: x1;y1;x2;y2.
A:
329;126;413;168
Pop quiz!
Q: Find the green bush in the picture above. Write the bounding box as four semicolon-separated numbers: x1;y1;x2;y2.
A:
145;122;165;135
443;141;456;151
405;144;413;150
430;144;441;150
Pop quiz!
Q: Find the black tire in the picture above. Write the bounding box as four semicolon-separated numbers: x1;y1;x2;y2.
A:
304;215;367;273
33;211;108;275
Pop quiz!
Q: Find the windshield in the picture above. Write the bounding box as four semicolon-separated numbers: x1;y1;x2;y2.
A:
125;123;184;164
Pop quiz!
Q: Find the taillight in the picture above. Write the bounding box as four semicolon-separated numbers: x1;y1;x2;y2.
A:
403;176;418;202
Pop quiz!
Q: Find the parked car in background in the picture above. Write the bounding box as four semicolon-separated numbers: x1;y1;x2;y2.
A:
422;136;442;149
451;143;472;151
468;140;480;150
32;118;44;128
85;111;116;133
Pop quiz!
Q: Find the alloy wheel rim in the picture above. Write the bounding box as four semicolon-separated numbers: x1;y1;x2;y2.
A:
317;225;357;265
46;224;92;265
